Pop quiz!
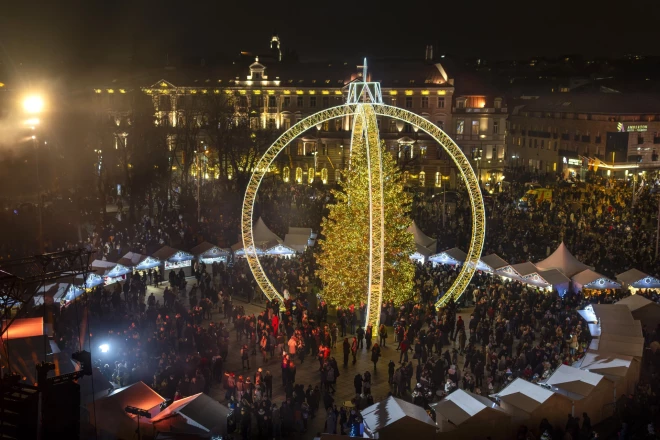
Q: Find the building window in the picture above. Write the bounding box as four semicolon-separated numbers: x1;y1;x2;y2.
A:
405;97;413;108
322;96;329;107
436;120;444;130
309;97;317;107
404;123;413;133
435;172;441;187
389;120;397;132
295;167;303;183
268;118;275;129
321;167;328;184
492;146;497;159
308;165;315;184
322;121;329;131
297;144;304;155
420;146;427;158
494;98;502;109
421;97;429;108
438;97;445;108
283;119;291;130
283;96;290;108
493;120;499;134
457;99;466;109
321;143;328;155
456;120;464;135
471;120;479;135
335;119;342;131
283;166;290;183
255;96;264;107
268;96;276;107
391;97;397;106
297;96;303;107
419;171;426;187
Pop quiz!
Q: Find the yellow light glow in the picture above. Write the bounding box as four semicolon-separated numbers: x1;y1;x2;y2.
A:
322;90;330;95
23;96;44;114
107;89;114;93
283;90;291;94
296;90;304;95
267;90;275;95
25;118;40;126
421;90;430;95
389;90;398;96
309;90;316;94
253;90;262;95
190;90;197;94
214;89;220;94
160;82;168;87
437;90;446;95
202;89;208;94
405;90;413;96
119;89;126;94
0;83;4;88
239;90;247;95
334;91;343;95
94;89;102;94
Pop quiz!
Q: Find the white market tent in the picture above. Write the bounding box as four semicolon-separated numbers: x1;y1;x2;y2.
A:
284;233;310;253
88;382;165;440
492;378;571;436
190;241;230;264
288;226;313;239
410;243;433;264
91;260;131;284
572;269;621;292
233;217;283;257
151;393;229;437
535;242;591;277
432;389;512;440
541;365;616;424
617;295;660;330
616;268;660;290
521;269;571;295
591;304;635;325
583;304;644;358
232;242;265;257
575;351;640;397
361;396;437;439
477;254;509;273
407;221;437;252
264;241;297;257
590;333;644;358
429;247;467;266
118;252;160;270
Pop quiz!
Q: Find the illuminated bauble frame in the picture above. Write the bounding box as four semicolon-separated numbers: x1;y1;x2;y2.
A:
241;59;485;328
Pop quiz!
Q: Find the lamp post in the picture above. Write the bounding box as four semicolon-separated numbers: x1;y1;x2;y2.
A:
24;95;45;254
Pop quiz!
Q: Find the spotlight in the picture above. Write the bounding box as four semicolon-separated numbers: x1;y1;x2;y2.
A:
99;344;110;353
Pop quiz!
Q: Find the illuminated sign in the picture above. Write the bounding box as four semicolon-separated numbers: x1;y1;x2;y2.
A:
568;158;581;166
619;123;647;133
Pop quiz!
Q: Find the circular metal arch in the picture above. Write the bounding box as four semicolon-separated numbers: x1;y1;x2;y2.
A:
240;103;485;308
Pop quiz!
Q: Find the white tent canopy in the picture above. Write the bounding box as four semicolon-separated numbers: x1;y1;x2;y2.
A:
617;295;660;330
407;221;437;251
535;242;591;277
510;262;540;277
254;217;283;244
361;396;437;439
493;378;555;413
572;269;621;290
542;364;606;398
284;234;310;253
477;254;509;273
429;247;467;266
433;388;509;427
616;268;660;288
151;393;229;436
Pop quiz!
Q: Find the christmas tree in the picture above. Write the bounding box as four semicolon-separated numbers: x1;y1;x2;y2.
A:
316;136;416;308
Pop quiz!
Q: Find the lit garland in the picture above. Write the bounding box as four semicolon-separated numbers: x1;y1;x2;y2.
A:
316;139;415;308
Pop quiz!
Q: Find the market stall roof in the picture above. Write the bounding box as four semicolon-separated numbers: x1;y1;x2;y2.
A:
231;242;265;256
578;305;598;323
616;268;654;285
284;234;310;252
510;262;540;277
91;260;131;278
288;226;313;239
432;389;506;426
600;320;643;338
542;364;607;398
264;242;297;255
190;241;230;258
429;247;467;265
152;246;193;262
492;378;555;413
616;294;660;313
478;254;509;272
361;396;436;437
538;269;571;285
591;304;635;325
118;252;160;269
254;217;282;243
535;242;591;277
413;243;433;258
572;269;621;289
590;333;644;358
407;221;437;250
151;393;229;435
575;351;633;378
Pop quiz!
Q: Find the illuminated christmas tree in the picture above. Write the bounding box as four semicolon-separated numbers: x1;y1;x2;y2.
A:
316;140;416;308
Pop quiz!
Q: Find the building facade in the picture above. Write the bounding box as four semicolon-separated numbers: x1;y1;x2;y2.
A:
508;94;660;177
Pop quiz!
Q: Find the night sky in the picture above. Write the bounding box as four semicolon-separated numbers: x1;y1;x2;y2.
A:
1;0;660;70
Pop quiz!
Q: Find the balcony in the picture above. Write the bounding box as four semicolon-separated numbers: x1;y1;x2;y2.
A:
452;107;495;114
266;107;278;113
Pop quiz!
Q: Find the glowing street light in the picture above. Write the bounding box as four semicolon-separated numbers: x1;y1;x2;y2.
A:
23;96;44;114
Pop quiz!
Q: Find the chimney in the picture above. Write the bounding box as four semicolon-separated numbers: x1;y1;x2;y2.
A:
425;45;434;61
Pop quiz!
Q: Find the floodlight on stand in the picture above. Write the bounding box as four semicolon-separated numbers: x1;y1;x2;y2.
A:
99;343;110;353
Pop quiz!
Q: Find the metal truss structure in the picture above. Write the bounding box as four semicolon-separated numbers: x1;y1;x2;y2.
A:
241;66;485;325
0;249;93;339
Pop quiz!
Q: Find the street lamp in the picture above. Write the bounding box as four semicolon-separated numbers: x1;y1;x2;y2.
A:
23;95;44;114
